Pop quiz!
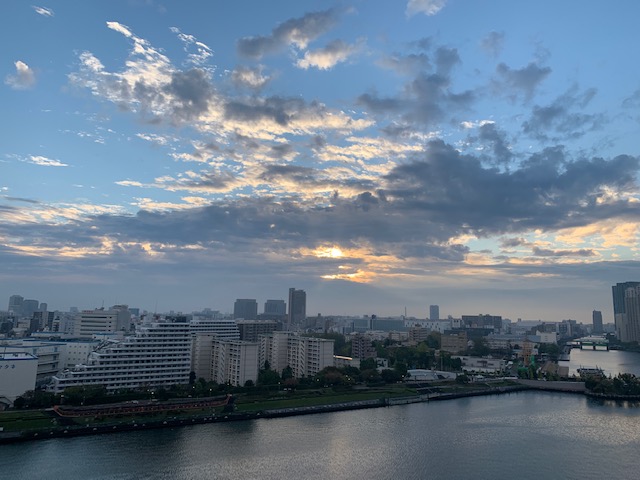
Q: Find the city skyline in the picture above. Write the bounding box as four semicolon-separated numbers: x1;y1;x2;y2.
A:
2;1;640;322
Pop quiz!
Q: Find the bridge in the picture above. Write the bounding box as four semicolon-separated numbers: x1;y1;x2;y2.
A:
574;337;609;351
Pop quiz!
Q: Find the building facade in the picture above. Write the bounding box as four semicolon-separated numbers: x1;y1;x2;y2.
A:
233;299;258;320
592;310;603;334
429;305;440;321
259;332;333;379
211;339;259;386
49;319;192;393
288;288;306;327
0;352;38;405
612;282;640;342
237;320;279;342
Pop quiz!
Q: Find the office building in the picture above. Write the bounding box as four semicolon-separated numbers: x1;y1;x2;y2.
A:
74;309;120;338
264;299;286;316
622;286;640;343
288;288;306;327
612;282;640;342
8;295;24;316
233;299;258;320
22;299;39;319
49;319;192;393
429;305;440;321
0;339;63;385
592;310;603;334
0;352;38;405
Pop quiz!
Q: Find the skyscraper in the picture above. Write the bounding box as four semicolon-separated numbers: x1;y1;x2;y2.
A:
233;299;258;320
288;288;306;327
429;305;440;321
8;295;23;316
592;310;603;334
612;282;640;342
623;286;640;343
264;299;286;316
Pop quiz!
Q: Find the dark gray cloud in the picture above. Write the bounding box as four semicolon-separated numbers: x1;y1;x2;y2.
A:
377;52;430;75
237;9;338;59
500;237;527;249
468;122;514;166
163;69;213;122
358;71;475;127
383;140;640;234
495;61;551;101
3;196;41;204
522;86;604;141
532;247;595;257
480;31;505;57
434;46;460;76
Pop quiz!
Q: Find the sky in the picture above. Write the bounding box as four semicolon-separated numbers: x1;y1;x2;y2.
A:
2;1;640;322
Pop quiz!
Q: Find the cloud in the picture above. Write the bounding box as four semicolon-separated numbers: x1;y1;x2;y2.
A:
231;65;271;89
32;5;54;17
494;61;551;101
522;86;604;141
237;9;338;58
480;31;505;57
531;247;596;257
376;52;430;75
5;61;36;90
169;27;213;67
406;0;447;17
26;155;68;167
296;39;362;70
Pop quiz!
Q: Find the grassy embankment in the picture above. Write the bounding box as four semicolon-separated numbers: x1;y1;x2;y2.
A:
0;381;519;435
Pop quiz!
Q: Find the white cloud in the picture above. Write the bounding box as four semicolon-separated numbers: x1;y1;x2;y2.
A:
32;5;54;17
169;27;213;66
406;0;447;17
106;21;134;38
296;39;361;70
5;61;36;90
28;155;68;167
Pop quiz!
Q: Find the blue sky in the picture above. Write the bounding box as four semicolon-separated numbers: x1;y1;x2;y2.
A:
2;0;640;322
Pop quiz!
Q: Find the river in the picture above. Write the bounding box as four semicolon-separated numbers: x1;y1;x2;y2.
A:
2;349;640;479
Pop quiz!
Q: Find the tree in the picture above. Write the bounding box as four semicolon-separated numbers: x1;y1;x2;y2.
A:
380;369;402;383
360;357;377;371
258;368;281;386
189;371;197;385
281;365;294;380
244;379;254;387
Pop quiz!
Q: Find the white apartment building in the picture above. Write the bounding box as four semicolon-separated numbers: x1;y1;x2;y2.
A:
259;332;334;379
0;352;38;405
211;339;259;386
58;340;101;369
189;318;240;340
49;320;192;393
192;333;217;381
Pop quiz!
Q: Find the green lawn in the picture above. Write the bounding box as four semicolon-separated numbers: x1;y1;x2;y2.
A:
0;410;58;432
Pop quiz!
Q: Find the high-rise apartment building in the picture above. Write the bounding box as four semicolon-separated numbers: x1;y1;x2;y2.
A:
612;282;640;342
622;286;640;343
592;310;603;334
211;339;259;386
49;319;192;393
259;332;333;379
237;320;279;341
429;305;439;321
288;288;306;327
233;299;258;320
